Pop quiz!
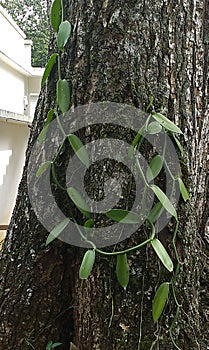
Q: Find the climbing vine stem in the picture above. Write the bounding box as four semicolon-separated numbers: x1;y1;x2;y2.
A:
38;1;190;349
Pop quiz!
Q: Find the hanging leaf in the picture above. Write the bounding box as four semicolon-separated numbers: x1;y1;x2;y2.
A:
79;250;95;279
57;79;70;113
46;341;62;350
151;239;173;272
146;155;163;182
131;125;145;147
116;253;129;290
147;121;162;134
67;187;91;218
36;161;51;177
150;185;177;219
57;21;72;50
46;218;70;246
41;53;58;87
129;125;145;157
152;282;170;323
173;134;184;156
84;219;94;229
38;110;55;142
106;209;140;224
148;202;163;224
146;96;154;112
68;134;90;167
178;178;190;201
152;112;182;134
50;0;62;33
46;341;53;350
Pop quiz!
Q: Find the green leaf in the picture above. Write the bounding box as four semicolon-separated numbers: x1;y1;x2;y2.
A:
132;126;145;147
46;341;53;350
36;161;51;177
46;218;70;246
50;0;62;32
150;185;177;219
79;250;95;279
152;282;170;323
178;178;190;201
67;187;91;218
151;239;173;272
146;96;154;112
173;134;184;156
41;53;58;87
152;112;183;134
57;79;70;113
116;253;129;290
106;209;140;224
46;341;62;350
146;155;163;182
57;21;72;50
147;121;162;134
84;219;94;229
38;110;55;142
68;134;90;167
148;202;163;224
129;125;145;157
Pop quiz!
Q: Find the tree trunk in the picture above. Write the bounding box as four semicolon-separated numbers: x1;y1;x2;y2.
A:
0;1;208;350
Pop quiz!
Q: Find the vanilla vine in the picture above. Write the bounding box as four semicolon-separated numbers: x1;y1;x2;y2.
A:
38;1;190;348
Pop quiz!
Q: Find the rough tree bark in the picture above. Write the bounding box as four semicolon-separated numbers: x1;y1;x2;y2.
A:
0;1;208;350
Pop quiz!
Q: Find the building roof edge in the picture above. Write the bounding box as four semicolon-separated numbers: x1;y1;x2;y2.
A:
0;5;26;39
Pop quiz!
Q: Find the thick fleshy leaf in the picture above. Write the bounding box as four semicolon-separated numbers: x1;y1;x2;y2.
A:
178;178;190;201
79;250;95;279
146;155;163;182
116;253;129;290
129;125;145;156
148;202;163;224
50;0;62;33
173;135;184;156
106;209;140;224
36;161;51;177
147;121;162;134
46;218;70;246
152;282;170;323
150;185;177;219
57;21;72;50
46;341;53;350
68;134;90;167
84;219;94;229
67;187;91;218
38;110;55;142
151;239;173;272
132;126;145;147
41;53;58;87
152;112;182;134
57;79;70;113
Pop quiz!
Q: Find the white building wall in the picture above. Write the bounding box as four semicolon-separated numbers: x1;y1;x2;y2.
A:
0;5;27;67
0;61;25;114
0;5;44;120
0;5;44;236
0;120;30;224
